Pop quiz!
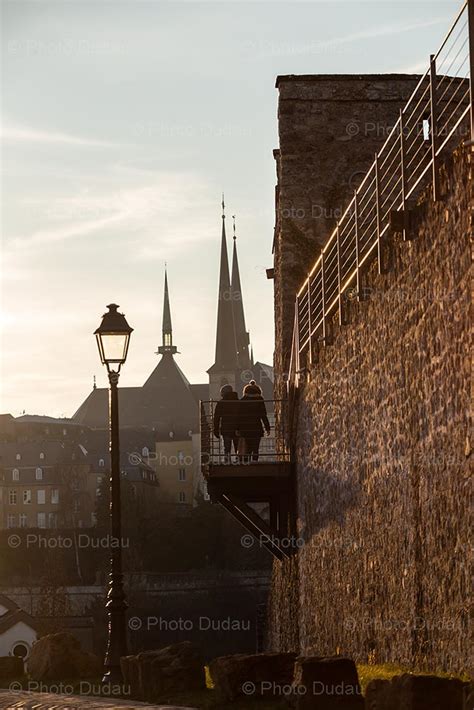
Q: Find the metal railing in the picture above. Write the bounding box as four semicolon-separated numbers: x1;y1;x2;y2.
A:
200;400;290;468
289;1;472;385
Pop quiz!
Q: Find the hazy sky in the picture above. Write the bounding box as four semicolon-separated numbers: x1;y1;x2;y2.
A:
1;0;460;417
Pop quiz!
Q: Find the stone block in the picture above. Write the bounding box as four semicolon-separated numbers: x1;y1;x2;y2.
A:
27;631;101;681
292;656;364;709
365;673;467;709
209;651;297;701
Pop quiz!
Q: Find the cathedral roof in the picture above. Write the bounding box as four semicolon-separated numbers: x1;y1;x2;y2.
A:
73;271;209;433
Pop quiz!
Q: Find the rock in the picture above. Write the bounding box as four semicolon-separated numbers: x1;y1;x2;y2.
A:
365;674;467;709
123;641;204;702
209;651;297;702
0;656;24;680
292;656;364;709
27;632;101;681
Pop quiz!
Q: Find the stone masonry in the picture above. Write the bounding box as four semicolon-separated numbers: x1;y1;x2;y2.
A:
273;74;422;401
269;142;472;673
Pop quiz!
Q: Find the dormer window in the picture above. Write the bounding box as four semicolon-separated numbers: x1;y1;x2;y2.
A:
15;454;21;461
35;467;43;480
142;446;149;457
39;452;45;460
99;458;105;467
12;469;20;481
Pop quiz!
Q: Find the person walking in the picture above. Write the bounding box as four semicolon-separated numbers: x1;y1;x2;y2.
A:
213;384;240;463
239;380;270;462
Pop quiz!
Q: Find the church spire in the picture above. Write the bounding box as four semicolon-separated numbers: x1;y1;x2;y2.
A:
208;196;239;374
158;266;178;355
231;215;251;369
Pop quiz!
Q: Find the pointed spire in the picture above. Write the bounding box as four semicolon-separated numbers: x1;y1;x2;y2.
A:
93;375;96;390
250;345;254;367
231;215;251;370
158;266;178;355
208;197;239;374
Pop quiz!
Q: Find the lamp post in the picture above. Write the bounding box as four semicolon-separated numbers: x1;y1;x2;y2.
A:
94;303;133;684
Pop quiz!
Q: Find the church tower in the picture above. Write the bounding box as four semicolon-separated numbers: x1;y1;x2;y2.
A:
231;216;251;371
157;267;177;355
207;197;241;400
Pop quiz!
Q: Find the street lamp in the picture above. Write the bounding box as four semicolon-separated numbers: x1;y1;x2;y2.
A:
94;304;133;684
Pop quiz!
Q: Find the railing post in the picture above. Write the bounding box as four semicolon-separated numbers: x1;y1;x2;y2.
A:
295;296;300;384
336;222;346;325
375;153;384;274
468;0;474;144
307;276;313;367
354;189;367;302
321;251;330;345
429;53;440;201
399;108;409;241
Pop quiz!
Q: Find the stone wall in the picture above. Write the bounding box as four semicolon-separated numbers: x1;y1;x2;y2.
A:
273;74;421;401
268;144;472;673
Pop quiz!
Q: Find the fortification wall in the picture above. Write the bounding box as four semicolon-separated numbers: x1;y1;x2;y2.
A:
268;144;472;673
273;74;421;401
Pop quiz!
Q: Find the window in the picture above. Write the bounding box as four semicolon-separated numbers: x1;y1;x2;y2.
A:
37;512;46;528
19;514;27;528
96;487;101;497
62;428;67;436
15;453;21;461
35;467;43;480
23;490;31;504
51;489;59;505
48;512;57;529
91;512;97;526
12;643;28;660
142;446;149;457
7;514;16;528
73;499;80;513
178;491;186;504
12;469;19;482
178;468;186;482
97;475;103;484
37;490;45;505
9;490;17;505
39;452;45;460
99;458;105;467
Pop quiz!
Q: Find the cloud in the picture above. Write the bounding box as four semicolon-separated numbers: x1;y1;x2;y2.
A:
6;171;217;255
1;122;116;147
308;16;449;51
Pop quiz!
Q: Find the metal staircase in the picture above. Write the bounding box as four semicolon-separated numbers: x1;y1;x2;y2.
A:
200;399;295;560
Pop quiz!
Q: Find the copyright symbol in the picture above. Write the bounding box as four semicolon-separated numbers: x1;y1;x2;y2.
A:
128;616;142;630
346;121;359;137
128;452;141;465
241;535;254;549
9;681;23;691
8;535;21;549
240;369;254;383
345;287;357;301
344;617;356;631
242;681;256;695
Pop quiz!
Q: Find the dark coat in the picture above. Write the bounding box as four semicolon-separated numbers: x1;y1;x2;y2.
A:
213;392;240;437
238;393;270;438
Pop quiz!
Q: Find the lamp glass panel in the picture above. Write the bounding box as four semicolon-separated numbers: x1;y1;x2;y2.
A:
100;334;128;362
